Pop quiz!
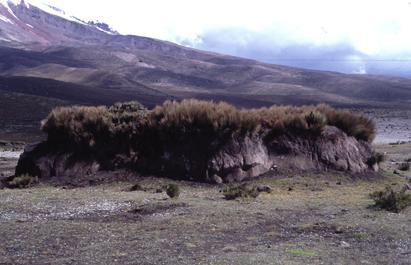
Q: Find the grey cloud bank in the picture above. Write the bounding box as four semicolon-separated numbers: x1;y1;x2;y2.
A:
180;28;411;77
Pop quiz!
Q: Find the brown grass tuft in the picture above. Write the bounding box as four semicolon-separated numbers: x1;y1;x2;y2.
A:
40;100;376;152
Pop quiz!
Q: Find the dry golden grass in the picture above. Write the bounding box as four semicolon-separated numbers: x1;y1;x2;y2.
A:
41;105;112;147
149;100;375;142
40;100;376;151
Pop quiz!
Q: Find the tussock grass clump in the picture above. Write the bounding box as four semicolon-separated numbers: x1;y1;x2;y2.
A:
398;162;410;171
148;100;375;142
166;184;180;198
367;152;386;166
40;100;375;152
148;100;260;137
223;184;260;200
109;101;148;128
41;106;112;147
370;185;411;213
317;105;376;142
5;174;38;189
41;102;148;148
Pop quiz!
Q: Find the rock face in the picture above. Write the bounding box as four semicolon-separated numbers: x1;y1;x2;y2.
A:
15;126;375;183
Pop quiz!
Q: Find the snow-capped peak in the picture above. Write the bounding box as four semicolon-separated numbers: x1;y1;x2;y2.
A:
0;0;87;25
0;0;28;8
0;0;117;34
0;0;20;19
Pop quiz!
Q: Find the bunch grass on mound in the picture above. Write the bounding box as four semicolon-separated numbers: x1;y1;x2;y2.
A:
40;99;375;151
41;101;147;148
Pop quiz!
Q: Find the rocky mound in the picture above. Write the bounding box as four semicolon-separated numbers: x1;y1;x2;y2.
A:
15;100;378;184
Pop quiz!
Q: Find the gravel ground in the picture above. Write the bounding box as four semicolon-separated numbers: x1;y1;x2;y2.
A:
360;108;411;144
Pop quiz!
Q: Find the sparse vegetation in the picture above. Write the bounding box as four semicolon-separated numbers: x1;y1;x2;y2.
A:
223;184;260;200
304;111;327;133
286;249;319;257
4;174;37;189
367;152;386;166
166;184;180;198
398;162;410;171
370;185;411;213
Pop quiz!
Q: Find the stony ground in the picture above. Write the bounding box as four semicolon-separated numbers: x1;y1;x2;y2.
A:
360;108;411;144
0;143;410;265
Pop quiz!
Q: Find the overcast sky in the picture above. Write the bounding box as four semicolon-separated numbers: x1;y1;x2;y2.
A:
39;0;411;77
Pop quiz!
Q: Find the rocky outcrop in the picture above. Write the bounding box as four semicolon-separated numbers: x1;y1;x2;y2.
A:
15;126;376;184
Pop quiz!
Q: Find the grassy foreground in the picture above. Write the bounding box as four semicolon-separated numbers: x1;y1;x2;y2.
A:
0;143;410;265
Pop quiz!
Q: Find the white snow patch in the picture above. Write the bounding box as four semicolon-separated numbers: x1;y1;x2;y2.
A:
25;23;33;28
0;0;19;20
28;0;87;25
0;13;13;23
1;0;87;25
95;26;115;35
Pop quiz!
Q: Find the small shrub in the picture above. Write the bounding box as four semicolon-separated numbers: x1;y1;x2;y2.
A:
318;105;376;142
398;162;410;171
166;184;180;198
369;186;411;213
129;183;144;192
223;184;260;200
367;152;386;166
304;111;327;133
109;101;148;128
41;106;112;147
5;174;37;189
286;249;319;257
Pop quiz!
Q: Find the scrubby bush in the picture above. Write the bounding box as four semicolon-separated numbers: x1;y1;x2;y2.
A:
109;101;148;125
5;174;38;189
166;184;180;198
367;152;386;166
305;111;327;132
370;185;411;213
40;100;376;153
147;100;374;142
223;184;260;200
398;162;410;171
41;102;148;149
148;100;260;137
41;106;112;147
317;105;375;142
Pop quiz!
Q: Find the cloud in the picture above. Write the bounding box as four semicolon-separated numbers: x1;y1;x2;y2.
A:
180;27;368;74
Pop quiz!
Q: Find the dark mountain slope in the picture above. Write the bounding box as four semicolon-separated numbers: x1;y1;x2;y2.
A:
0;0;411;140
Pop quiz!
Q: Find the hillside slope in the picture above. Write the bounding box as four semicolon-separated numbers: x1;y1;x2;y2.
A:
1;0;411;140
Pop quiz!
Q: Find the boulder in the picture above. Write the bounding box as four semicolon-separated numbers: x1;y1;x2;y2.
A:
16;142;100;179
15;126;375;183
